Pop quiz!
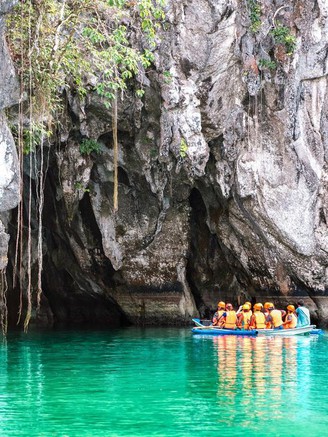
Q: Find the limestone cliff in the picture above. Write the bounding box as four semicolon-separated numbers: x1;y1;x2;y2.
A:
0;0;20;272
1;0;328;327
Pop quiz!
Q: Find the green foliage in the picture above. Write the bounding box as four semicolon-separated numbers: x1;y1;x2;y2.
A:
9;123;51;154
179;138;188;159
79;139;101;155
136;89;145;98
271;24;296;55
6;0;167;120
74;181;90;192
139;0;166;44
149;148;158;158
247;0;261;33
162;70;172;84
258;59;277;70
140;136;152;144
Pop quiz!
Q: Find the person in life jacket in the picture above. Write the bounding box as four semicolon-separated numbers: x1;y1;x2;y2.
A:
296;300;311;327
236;304;252;330
267;304;284;329
283;305;297;329
222;303;237;329
212;301;226;327
249;303;266;329
236;301;253;315
263;302;273;328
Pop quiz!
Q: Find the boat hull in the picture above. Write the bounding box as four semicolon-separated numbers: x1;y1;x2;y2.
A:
192;327;258;336
256;325;315;336
191;319;323;336
310;328;324;335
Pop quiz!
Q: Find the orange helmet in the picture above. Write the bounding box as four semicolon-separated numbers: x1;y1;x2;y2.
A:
287;305;295;312
253;303;262;311
264;302;273;309
217;301;226;309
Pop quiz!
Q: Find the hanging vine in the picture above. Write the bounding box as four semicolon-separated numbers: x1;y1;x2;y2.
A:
0;270;8;336
4;0;166;332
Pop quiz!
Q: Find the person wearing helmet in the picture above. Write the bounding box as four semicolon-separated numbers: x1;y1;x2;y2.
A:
266;304;284;329
283;305;297;329
236;301;253;316
263;302;273;328
250;303;266;329
222;303;237;329
236;304;252;330
212;301;226;327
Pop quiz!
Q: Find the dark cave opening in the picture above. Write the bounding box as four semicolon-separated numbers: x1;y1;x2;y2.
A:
186;187;244;317
5;158;130;329
186;188;213;318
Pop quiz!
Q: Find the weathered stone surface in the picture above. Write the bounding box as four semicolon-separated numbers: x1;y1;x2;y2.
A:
0;114;19;212
0;0;20;276
2;0;328;327
0;3;19;111
0;115;19;270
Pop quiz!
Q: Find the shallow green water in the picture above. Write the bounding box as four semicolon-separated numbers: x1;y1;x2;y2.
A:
0;328;327;437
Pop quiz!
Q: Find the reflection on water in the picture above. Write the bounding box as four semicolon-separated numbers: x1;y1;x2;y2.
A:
0;330;326;436
209;335;317;427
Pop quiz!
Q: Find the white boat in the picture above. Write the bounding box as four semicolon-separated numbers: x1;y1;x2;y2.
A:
257;325;316;336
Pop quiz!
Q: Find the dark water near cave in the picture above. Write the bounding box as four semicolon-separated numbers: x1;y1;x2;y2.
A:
0;328;327;437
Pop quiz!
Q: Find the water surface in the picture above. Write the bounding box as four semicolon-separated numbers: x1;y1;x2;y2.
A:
0;328;327;436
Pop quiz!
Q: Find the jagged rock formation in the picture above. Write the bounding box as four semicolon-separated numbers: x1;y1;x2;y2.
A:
0;0;20;272
1;0;328;327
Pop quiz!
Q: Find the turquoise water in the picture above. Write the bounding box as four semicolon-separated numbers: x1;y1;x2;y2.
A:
0;328;327;437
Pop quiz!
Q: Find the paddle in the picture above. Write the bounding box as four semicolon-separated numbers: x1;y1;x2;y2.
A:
192;318;224;329
192;318;206;327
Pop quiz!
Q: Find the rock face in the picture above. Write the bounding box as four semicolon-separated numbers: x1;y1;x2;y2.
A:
2;0;328;327
0;0;20;272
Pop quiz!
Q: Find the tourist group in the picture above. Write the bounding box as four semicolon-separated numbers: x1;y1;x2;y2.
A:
212;300;311;330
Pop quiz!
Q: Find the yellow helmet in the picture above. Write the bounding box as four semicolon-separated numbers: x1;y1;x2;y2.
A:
245;301;252;307
243;304;251;310
287;305;295;312
217;301;226;309
253;303;262;311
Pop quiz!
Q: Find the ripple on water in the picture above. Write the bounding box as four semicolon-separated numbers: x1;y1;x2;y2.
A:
0;329;328;436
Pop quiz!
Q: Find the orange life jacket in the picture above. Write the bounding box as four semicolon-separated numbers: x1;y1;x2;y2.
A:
241;311;251;330
270;309;283;328
284;312;297;329
263;310;271;328
252;311;266;329
213;310;225;326
224;311;237;329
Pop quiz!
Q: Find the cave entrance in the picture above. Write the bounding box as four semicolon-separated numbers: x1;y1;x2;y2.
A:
5;162;130;330
186;187;236;318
